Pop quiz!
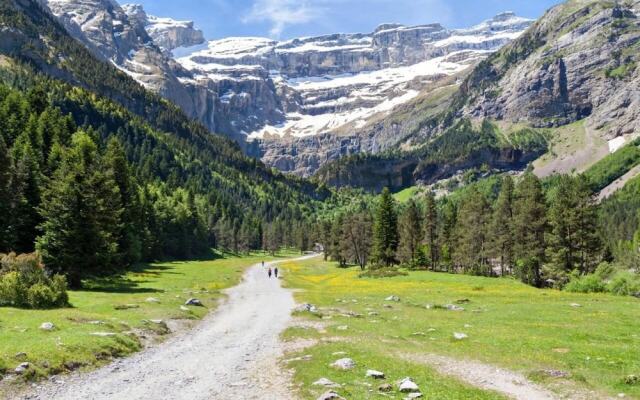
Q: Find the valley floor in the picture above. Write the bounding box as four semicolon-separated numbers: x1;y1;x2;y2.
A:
0;252;299;399
280;256;640;400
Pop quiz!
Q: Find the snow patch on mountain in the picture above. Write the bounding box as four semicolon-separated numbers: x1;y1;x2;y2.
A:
177;12;532;140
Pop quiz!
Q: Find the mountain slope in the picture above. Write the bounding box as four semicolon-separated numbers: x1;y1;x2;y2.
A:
0;0;326;236
317;0;640;192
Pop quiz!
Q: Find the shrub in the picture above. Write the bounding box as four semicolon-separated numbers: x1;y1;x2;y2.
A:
607;272;640;296
0;253;69;309
564;274;607;293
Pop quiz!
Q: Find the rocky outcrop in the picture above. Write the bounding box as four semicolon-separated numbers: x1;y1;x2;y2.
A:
463;1;640;140
121;4;205;53
41;0;220;138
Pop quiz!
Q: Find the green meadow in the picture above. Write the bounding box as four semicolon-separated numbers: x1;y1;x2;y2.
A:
0;251;293;392
281;257;640;399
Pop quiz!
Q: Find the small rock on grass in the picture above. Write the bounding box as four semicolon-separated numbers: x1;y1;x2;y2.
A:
145;297;160;303
14;352;27;360
317;391;345;400
336;325;348;331
378;383;393;392
313;378;340;387
295;303;317;313
570;303;582;308
398;377;420;393
404;393;423;399
331;358;356;370
40;322;55;331
366;369;385;379
185;298;203;306
445;304;465;311
14;362;30;374
385;295;400;302
453;332;468;340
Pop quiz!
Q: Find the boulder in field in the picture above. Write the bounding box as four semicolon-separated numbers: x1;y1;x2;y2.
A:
331;358;356;370
453;332;468;340
398;377;420;392
313;378;340;387
366;369;385;379
378;383;393;392
295;303;317;313
185;298;203;306
317;391;345;400
14;362;30;374
40;322;55;331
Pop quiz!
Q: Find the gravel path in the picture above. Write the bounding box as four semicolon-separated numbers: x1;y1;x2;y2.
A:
22;256;315;400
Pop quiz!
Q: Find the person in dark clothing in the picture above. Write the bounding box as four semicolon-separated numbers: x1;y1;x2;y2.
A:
274;267;279;278
268;268;272;278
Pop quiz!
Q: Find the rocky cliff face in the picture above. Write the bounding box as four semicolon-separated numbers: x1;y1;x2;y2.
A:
176;12;532;175
121;4;205;53
40;0;222;139
315;0;640;191
463;1;640;140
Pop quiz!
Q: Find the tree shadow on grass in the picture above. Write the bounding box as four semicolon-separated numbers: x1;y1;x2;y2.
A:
82;274;164;294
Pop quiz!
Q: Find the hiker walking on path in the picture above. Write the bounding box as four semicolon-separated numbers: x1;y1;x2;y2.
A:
268;268;272;278
274;267;279;278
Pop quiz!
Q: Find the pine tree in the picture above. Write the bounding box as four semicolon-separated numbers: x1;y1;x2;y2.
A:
372;188;399;267
424;191;439;270
398;199;422;266
36;132;123;287
491;175;515;276
0;135;13;251
439;200;457;272
548;175;601;279
454;187;491;275
513;173;547;287
104;137;141;263
11;132;42;252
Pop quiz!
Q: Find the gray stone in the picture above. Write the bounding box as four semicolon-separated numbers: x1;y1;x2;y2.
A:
313;378;340;388
399;377;420;393
378;383;393;392
14;362;30;375
185;298;203;307
331;358;356;370
385;295;400;302
366;369;385;379
453;332;468;340
145;297;161;303
317;391;345;400
40;322;55;331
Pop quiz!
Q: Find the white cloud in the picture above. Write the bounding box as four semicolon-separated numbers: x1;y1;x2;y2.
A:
243;0;323;38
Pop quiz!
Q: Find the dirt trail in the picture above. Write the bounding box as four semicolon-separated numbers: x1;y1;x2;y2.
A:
21;256;316;400
402;353;614;400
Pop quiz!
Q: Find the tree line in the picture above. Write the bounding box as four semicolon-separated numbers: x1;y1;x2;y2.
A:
319;172;639;289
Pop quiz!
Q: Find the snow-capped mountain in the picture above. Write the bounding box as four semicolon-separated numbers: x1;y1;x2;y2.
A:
39;0;532;175
178;12;532;147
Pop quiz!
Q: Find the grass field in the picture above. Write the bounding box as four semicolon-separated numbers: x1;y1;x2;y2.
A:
0;251;295;389
281;257;640;399
393;186;421;203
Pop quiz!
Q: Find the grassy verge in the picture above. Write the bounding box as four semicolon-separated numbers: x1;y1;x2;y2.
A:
0;250;296;390
281;257;640;399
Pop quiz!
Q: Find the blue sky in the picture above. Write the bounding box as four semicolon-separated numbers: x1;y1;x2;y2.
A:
123;0;562;40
